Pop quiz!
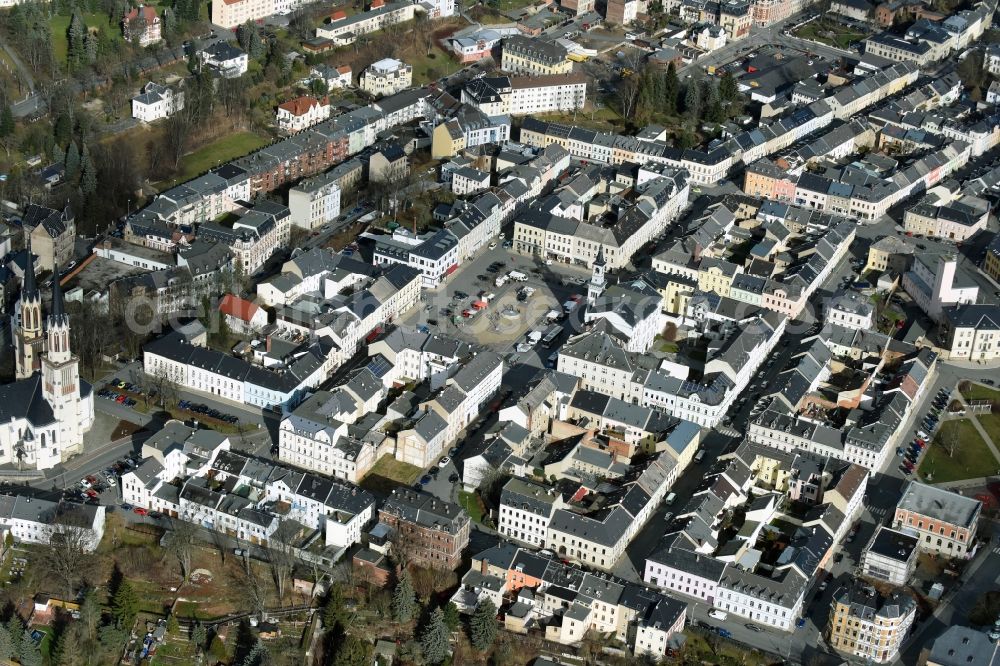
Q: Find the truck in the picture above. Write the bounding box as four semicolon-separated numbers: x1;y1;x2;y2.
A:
527;330;543;345
563;300;578;314
545;309;562;322
495;275;509;287
541;325;562;347
508;270;528;282
517;286;535;301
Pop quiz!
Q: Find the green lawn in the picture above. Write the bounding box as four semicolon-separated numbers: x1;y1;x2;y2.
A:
794;20;868;49
409;46;463;86
361;455;422;495
978;414;1000;447
50;12;117;64
458;490;485;524
961;383;1000;404
159;132;270;190
919;419;1000;483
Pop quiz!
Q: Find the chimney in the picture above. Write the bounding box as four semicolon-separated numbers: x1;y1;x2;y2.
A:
480;558;489;574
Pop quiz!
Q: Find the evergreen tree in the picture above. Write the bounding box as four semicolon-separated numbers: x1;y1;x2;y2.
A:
0;624;13;662
442;602;461;632
247;29;265;61
718;70;738;102
702;79;719;108
166;614;180;635
391;572;417;623
333;635;373;666
84;33;98;64
67;11;85;67
64;141;81;183
208;634;227;661
98;625;127;654
707;98;725;124
470;599;497;651
54;113;72;149
418;607;450;665
323;584;349;629
241;639;269;666
5;617;22;657
191;623;208;652
81;152;97;195
18;630;41;666
663;62;679;114
112;579;140;630
51;627;80;666
684;79;702;119
236;21;254;52
0;105;14;141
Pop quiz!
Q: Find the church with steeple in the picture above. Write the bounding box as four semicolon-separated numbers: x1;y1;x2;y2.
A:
2;243;94;470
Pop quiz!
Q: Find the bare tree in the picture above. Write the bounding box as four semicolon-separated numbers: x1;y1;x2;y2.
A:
265;521;299;602
35;513;98;600
232;560;269;623
616;76;642;119
165;519;198;581
940;424;961;458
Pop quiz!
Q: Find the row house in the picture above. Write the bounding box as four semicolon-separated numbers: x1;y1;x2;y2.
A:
453;545;687;658
197;200;291;273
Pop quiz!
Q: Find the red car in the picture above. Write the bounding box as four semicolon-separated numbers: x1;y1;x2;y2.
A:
85;489;98;498
85;475;97;484
133;507;148;516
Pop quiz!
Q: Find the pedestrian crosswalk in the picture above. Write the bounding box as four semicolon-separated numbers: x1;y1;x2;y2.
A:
867;506;889;520
991;546;1000;556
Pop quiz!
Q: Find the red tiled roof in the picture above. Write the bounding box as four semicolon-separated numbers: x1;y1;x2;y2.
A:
124;5;158;21
219;294;260;322
277;95;327;116
330;9;347;20
371;0;385;8
336;65;352;74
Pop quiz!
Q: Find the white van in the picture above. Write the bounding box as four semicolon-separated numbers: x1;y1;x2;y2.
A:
694;450;706;463
708;609;728;621
665;492;677;505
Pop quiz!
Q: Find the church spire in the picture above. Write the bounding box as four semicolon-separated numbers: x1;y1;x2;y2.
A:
22;236;38;302
50;265;67;324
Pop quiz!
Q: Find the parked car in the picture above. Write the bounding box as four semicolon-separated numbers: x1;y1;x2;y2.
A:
133;507;148;516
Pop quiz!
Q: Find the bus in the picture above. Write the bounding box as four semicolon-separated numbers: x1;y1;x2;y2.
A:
541;325;563;348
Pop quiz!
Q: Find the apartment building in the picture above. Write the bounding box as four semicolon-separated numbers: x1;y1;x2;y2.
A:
288;170;342;230
276;95;331;134
827;583;916;664
501;36;572;76
274;264;423;368
132;82;183;122
645;442;866;630
373;227;460;289
983;233;1000;284
0;496;105;552
606;0;638;25
198;200;291;273
461;74;587;117
941;304;1000;361
199;41;249;78
860;526;919;586
892;481;981;557
903;199;988;241
865;235;915;274
378;488;470;570
315;1;422;46
826;290;874;331
431;105;511;158
122;5;161;46
750;342;936;472
212;0;272;28
359;58;413;97
498;478;566;547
